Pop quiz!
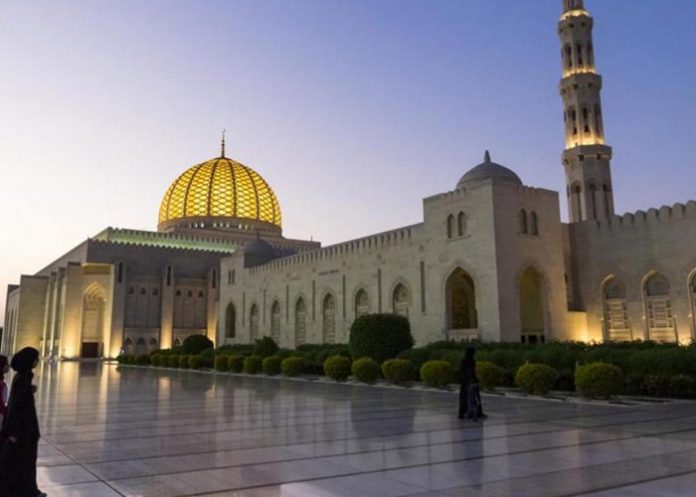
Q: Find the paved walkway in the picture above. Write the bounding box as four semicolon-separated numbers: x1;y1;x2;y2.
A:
30;362;696;497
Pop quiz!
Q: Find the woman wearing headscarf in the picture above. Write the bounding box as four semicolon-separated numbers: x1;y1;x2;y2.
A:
0;355;8;423
458;346;485;421
0;347;45;497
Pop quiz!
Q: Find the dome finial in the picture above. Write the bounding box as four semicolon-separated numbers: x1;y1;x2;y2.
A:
484;150;491;163
221;129;226;158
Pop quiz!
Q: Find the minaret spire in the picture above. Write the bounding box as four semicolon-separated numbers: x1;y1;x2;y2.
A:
221;129;226;158
484;150;491;163
558;0;614;223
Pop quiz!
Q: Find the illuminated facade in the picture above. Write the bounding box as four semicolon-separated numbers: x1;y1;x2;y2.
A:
1;147;317;359
4;0;696;357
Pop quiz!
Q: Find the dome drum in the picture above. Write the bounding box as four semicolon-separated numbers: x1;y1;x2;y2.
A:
158;216;282;236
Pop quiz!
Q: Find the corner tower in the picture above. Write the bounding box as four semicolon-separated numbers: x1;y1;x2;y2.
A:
559;0;614;222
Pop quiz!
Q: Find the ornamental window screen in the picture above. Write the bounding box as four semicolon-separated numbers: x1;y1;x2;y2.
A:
322;294;336;344
295;299;307;346
250;304;260;340
602;278;631;341
392;284;410;317
644;273;676;342
271;301;281;342
355;289;370;317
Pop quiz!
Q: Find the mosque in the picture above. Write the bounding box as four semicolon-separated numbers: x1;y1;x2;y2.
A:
3;0;696;359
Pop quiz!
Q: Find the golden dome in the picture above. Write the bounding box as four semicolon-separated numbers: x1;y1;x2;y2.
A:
158;154;282;230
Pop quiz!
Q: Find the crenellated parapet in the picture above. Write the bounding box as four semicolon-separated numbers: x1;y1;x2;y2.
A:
578;200;696;235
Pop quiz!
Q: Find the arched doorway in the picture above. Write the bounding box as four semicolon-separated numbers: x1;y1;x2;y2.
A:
81;283;107;358
271;301;281;342
644;273;676;342
354;289;370;318
225;303;236;339
295;298;307;347
322;294;336;344
519;267;546;344
392;283;410;317
249;304;259;341
445;268;477;330
602;277;631;341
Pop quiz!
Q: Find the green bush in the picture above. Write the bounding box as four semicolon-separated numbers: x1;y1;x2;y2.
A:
179;355;191;369
116;354;127;364
281;357;307;377
216;344;255;356
324;355;352;382
200;349;215;368
125;355;136;365
134;354;151;366
243;355;263;374
670;374;696;399
515;363;559;395
352;358;381;384
349;314;414;363
188;355;204;369
150;354;161;367
182;334;214;355
477;361;506;391
397;348;431;371
214;355;229;372
420;360;456;389
262;356;282;376
168;355;180;368
227;355;245;373
253;337;279;358
381;359;415;385
575;362;624;399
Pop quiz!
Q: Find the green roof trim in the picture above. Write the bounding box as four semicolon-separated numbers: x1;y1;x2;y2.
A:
91;227;238;254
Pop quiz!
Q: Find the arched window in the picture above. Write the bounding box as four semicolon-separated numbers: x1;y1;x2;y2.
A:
565;44;572;69
392;283;410;317
123;337;134;355
446;214;454;238
322;294;336;344
576;43;584;66
644;273;676;342
173;338;182;347
271;301;281;342
225;303;236;338
249;304;259;341
587;42;594;65
603;184;612;218
588;183;598;220
457;212;467;237
573;184;582;221
582;107;590;134
445;268;477;330
529;212;539;236
602;278;630;341
519;267;546;344
134;338;144;356
355;289;370;318
519;209;528;234
570;107;578;135
295;298;307;347
594;105;603;137
149;338;158;352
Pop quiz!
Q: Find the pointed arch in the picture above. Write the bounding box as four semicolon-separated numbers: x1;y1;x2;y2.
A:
392;282;411;317
529;211;539;236
354;288;370;318
322;292;336;344
446;214;455;239
519;266;547;344
294;297;307;347
270;300;281;342
457;211;467;237
519;209;529;234
445;268;477;330
643;272;676;342
249;303;260;341
149;338;158;352
81;282;107;358
602;276;631;341
225;302;236;338
123;337;134;355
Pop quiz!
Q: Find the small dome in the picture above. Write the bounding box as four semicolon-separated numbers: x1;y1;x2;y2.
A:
457;151;523;189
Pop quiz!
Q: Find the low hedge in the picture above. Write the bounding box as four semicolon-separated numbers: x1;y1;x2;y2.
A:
281;357;307;377
324;355;352;382
477;361;506;391
168;355;180;368
189;355;204;369
253;337;279;358
515;363;559;395
151;355;161;367
243;355;263;374
575;362;624;399
352;358;381;384
227;355;245;373
262;356;282;376
135;354;151;366
382;359;415;385
179;355;191;369
214;355;229;372
420;360;455;389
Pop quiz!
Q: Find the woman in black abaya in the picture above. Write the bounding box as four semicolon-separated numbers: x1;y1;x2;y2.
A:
0;347;45;497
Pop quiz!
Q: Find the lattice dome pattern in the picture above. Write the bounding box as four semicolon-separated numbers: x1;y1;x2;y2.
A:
158;157;282;228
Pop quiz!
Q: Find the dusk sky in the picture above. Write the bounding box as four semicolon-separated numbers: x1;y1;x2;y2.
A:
1;0;695;321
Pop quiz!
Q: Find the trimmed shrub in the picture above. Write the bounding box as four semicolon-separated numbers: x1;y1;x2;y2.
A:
253;337;279;358
216;344;255;356
200;349;215;368
352;358;381;384
262;356;283;376
281;357;307;377
397;348;431;371
227;355;245;373
671;374;696;399
182;334;214;355
116;355;127;364
477;361;506;392
188;355;204;370
324;355;352;382
515;363;559;395
168;355;180;368
420;360;456;389
243;355;263;374
575;362;624;399
349;314;414;363
151;354;161;367
382;359;415;385
135;354;151;366
179;355;191;369
214;355;229;372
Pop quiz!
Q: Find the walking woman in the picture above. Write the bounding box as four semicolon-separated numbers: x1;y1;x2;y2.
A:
458;346;485;421
0;347;45;497
0;355;8;424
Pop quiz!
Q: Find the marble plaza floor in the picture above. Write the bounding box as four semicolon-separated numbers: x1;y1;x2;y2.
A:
29;362;696;497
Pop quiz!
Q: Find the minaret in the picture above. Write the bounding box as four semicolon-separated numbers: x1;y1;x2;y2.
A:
559;0;614;222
